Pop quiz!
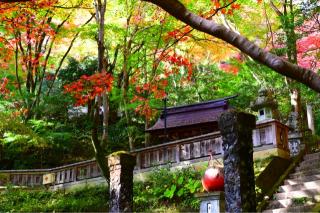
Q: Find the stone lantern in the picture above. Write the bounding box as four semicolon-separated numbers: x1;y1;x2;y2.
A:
250;88;290;159
250;87;278;121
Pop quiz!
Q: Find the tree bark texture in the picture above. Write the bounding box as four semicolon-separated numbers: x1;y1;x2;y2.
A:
218;110;257;212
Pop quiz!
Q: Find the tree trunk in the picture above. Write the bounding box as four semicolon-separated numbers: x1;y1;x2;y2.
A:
144;118;150;147
102;93;109;144
90;0;110;180
94;0;108;144
306;104;315;134
92;102;109;180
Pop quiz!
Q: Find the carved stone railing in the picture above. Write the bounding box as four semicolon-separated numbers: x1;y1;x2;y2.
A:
131;132;222;170
0;169;48;187
0;160;102;187
50;160;101;184
0;132;222;187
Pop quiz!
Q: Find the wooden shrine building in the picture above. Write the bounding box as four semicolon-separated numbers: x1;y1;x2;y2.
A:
146;95;236;143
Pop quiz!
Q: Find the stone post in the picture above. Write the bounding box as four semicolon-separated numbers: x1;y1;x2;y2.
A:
287;111;303;156
108;152;136;213
218;110;256;212
196;192;225;213
288;132;303;156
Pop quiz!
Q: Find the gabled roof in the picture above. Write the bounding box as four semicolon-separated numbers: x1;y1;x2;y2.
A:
146;95;236;132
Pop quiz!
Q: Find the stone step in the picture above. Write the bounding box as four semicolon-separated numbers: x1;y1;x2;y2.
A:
302;155;320;163
299;157;320;167
274;189;320;200
266;198;315;209
284;174;320;185
289;168;320;179
304;152;320;161
279;179;320;192
263;204;315;213
295;161;320;172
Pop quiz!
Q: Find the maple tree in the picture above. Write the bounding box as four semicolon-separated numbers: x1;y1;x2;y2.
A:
64;72;113;106
0;0;93;120
267;0;320;132
141;0;320;93
131;51;193;119
0;77;9;98
1;0;320;95
1;1;318;118
296;12;320;71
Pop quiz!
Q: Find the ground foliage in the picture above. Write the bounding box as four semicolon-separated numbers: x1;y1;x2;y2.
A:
0;110;94;169
0;185;108;212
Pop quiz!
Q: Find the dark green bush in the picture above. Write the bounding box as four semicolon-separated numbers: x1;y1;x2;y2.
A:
134;166;203;212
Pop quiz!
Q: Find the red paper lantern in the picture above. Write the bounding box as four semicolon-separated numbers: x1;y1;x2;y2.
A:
202;167;224;192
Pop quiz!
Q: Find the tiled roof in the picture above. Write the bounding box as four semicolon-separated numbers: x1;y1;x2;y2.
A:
146;96;235;132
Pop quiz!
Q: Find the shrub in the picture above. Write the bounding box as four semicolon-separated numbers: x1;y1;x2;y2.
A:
134;166;203;212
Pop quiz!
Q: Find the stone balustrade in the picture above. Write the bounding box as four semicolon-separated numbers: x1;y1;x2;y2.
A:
0;123;289;188
131;132;222;170
0;160;102;187
0;132;222;188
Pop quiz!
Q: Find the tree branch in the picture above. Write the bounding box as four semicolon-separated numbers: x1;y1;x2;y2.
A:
46;13;95;96
144;0;320;93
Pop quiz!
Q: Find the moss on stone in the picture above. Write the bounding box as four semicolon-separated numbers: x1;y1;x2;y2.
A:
109;151;131;157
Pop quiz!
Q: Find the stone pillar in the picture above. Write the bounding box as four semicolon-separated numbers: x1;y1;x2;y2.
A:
108;152;136;213
218;110;256;213
196;192;225;213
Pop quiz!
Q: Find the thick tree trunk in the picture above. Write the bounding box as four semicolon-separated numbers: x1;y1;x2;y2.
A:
144;0;320;93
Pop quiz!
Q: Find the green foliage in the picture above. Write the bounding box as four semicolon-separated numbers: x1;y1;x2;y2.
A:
133;167;202;212
58;57;97;85
254;155;275;204
0;186;108;212
254;155;275;178
0;111;93;169
108;117;145;151
291;197;311;205
304;134;320;153
35;92;73;121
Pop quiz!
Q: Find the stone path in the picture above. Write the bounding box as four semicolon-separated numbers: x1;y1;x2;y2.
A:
263;152;320;212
